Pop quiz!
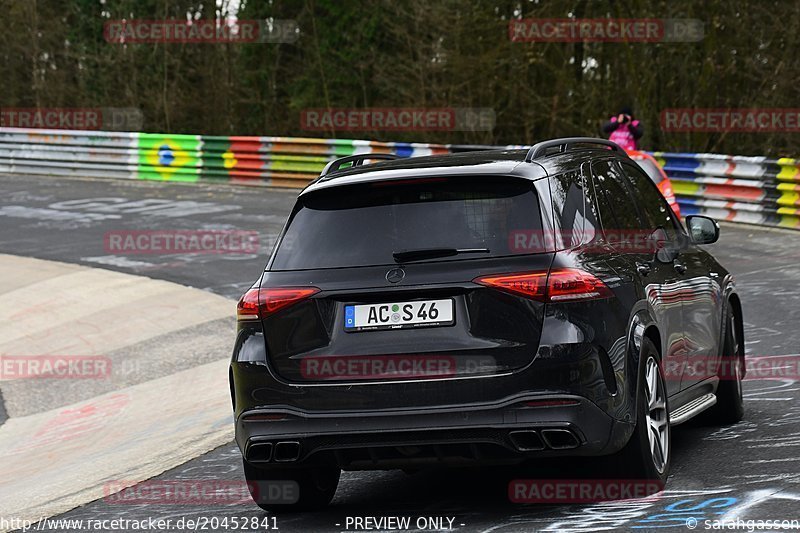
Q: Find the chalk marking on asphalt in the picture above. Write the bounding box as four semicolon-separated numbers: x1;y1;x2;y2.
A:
745;397;796;400
81;255;157;268
733;474;800;485
718;488;800;523
745;457;800;464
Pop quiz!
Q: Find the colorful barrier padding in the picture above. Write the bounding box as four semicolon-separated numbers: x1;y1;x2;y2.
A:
650;152;800;229
1;127;798;230
0;128;454;188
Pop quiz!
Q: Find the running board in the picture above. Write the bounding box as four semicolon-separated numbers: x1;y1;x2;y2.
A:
670;393;717;426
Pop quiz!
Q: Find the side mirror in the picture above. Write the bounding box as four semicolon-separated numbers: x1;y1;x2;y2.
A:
685;215;720;244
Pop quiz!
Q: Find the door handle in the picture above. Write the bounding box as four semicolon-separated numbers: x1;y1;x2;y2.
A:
636;263;651;276
673;261;687;274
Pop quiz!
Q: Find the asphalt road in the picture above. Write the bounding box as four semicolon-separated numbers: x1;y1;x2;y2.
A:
2;174;800;532
0;175;291;299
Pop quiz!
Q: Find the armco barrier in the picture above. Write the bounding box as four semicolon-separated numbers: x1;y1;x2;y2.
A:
2;127;799;230
650;152;800;229
0;128;467;188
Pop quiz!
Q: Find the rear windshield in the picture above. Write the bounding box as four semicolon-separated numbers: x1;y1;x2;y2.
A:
270;178;544;270
633;157;665;184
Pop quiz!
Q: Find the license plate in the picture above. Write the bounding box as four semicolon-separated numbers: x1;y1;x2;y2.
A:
344;299;454;331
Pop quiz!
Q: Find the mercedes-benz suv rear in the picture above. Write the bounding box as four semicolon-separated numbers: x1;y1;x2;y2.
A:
231;139;740;511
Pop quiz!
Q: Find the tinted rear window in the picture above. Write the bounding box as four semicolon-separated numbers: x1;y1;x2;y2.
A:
270;178;544;270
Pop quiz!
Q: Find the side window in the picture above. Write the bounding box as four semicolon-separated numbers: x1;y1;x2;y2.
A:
580;164;600;245
549;169;597;249
619;162;680;240
590;160;644;232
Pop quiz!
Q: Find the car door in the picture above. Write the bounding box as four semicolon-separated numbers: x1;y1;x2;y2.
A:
590;159;687;395
673;240;726;390
618;160;720;391
620;161;724;390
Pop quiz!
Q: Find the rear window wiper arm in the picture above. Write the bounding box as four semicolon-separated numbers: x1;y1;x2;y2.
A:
392;247;490;263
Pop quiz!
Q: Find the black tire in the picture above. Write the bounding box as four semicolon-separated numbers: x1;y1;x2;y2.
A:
242;460;340;512
702;303;744;424
617;337;670;483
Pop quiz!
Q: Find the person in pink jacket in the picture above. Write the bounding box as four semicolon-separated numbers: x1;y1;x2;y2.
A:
602;106;643;150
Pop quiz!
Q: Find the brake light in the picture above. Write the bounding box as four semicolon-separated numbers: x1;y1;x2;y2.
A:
548;269;614;301
474;271;548;299
236;287;320;320
474;268;612;303
372;177;447;187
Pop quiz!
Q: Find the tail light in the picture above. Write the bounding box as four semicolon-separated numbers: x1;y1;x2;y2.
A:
474;271;548;300
237;287;320;320
474;268;612;303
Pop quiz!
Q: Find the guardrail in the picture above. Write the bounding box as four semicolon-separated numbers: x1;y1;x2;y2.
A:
1;127;799;230
0;128;469;188
651;152;800;229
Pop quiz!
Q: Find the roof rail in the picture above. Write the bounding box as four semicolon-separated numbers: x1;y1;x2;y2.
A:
319;153;401;178
524;137;624;162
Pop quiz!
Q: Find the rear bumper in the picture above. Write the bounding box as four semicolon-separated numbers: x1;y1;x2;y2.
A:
231;297;639;469
236;394;634;469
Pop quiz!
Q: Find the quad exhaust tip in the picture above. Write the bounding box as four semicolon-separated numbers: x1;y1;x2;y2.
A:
540;429;580;450
246;442;274;463
246;440;301;463
273;441;301;462
510;429;580;451
509;430;546;451
250;431;579;462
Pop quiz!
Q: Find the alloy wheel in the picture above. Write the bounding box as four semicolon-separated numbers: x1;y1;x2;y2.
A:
644;356;669;474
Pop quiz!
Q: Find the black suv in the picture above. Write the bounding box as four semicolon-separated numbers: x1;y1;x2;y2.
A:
230;138;744;510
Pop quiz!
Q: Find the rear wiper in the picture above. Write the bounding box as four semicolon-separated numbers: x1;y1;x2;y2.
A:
392;247;490;263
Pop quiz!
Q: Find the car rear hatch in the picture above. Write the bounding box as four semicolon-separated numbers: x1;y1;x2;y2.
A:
259;175;554;383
